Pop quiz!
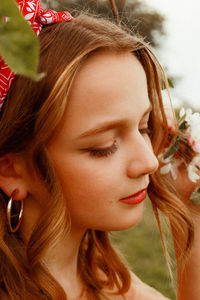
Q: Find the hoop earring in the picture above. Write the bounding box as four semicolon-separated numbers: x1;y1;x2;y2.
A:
6;190;24;233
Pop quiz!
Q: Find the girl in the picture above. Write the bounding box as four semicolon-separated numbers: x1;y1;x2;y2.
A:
0;2;200;299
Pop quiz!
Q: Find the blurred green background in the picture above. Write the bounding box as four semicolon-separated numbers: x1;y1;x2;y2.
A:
111;199;176;300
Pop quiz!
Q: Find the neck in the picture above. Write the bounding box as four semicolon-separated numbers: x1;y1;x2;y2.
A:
43;229;85;299
19;195;86;299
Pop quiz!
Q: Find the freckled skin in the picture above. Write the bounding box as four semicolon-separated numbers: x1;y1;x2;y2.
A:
47;50;159;232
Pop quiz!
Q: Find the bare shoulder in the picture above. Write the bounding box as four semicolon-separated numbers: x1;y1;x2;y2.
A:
124;272;171;300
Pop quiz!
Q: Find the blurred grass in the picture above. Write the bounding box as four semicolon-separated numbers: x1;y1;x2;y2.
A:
110;199;176;300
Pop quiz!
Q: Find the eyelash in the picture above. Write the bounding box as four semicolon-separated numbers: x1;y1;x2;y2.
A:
89;140;118;158
89;128;152;158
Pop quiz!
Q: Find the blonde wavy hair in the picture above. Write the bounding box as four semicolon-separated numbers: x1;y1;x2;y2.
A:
0;14;193;300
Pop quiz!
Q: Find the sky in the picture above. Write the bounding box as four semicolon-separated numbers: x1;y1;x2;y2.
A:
145;0;200;110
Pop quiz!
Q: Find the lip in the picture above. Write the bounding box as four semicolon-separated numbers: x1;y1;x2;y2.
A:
119;188;147;205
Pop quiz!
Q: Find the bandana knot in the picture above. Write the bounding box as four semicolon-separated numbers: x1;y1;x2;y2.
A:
18;1;74;36
0;0;74;111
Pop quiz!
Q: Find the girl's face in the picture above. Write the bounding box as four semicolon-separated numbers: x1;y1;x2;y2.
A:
47;50;159;232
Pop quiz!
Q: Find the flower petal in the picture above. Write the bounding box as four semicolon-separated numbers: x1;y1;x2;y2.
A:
188;164;200;182
160;163;172;175
170;167;177;180
179;107;185;118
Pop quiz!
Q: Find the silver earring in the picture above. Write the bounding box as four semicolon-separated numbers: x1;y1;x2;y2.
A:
6;190;24;233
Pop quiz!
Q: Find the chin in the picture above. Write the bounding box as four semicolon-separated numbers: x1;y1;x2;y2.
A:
101;203;144;231
110;215;143;231
118;202;144;229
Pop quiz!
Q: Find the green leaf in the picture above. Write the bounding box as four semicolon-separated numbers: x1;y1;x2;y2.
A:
167;77;174;88
164;139;180;160
0;0;43;80
161;77;174;90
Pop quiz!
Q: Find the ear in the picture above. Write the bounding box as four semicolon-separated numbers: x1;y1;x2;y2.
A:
0;154;28;200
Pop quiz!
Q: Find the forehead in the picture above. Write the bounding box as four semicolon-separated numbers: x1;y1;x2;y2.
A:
70;49;147;99
62;50;150;138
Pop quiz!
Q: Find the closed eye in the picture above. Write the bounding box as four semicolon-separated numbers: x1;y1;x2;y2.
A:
88;140;118;158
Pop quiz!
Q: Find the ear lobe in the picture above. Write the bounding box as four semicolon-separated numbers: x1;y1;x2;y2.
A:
0;155;28;200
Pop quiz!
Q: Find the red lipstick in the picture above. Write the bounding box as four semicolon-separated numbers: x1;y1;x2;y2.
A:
119;188;147;205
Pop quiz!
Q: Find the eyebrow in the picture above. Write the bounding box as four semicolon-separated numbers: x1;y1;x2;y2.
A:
78;104;152;139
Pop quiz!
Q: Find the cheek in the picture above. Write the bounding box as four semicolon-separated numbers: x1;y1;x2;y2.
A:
54;156;119;215
51;154;144;231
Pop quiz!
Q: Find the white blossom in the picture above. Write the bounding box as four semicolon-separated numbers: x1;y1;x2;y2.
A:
187;155;200;183
188;164;200;182
160;163;172;175
179;107;185;118
160;107;200;183
185;108;192;124
181;107;200;151
170;165;178;180
160;160;182;180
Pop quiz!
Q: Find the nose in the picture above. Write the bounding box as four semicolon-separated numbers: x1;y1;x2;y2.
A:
126;134;159;178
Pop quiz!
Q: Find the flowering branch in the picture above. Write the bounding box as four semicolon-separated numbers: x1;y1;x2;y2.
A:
160;108;200;183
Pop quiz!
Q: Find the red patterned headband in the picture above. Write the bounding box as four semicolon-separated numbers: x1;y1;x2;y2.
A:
0;0;74;111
